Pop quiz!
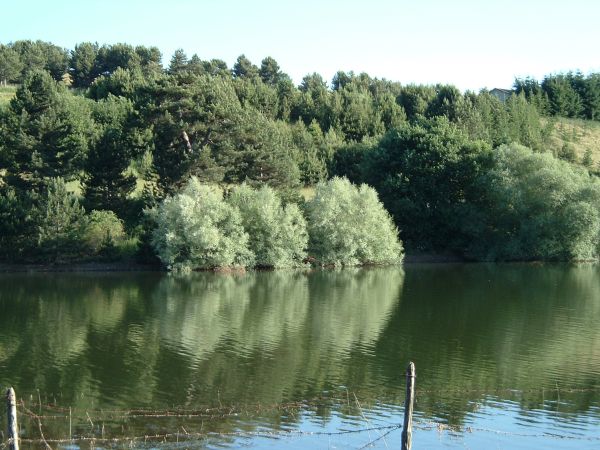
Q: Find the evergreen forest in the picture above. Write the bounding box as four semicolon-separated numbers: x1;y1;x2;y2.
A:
1;40;600;267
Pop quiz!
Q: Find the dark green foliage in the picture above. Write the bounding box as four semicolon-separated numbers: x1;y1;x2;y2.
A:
185;54;205;76
168;49;188;75
233;76;279;119
70;42;99;87
328;141;372;184
581;73;600;120
582;148;594;167
203;59;230;78
36;177;88;262
96;43;141;75
515;71;600;121
0;45;23;85
558;141;577;163
542;74;582;118
232;54;259;79
10;40;68;81
3;38;600;264
83;96;137;217
514;77;550;114
4;70;92;189
504;94;545;151
258;56;282;86
426;85;468;121
0;186;36;260
364;118;491;251
222;109;301;191
139;75;243;193
397;85;436;120
293;73;333;130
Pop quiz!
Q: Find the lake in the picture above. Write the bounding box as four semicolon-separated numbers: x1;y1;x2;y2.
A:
1;264;599;449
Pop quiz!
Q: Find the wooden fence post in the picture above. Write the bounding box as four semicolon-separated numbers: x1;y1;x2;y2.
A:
6;387;19;450
401;362;415;450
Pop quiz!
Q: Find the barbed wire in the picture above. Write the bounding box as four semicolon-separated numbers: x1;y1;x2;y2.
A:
3;387;599;449
2;420;599;449
15;384;600;414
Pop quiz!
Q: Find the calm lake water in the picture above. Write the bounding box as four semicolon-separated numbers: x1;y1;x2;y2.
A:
1;265;599;449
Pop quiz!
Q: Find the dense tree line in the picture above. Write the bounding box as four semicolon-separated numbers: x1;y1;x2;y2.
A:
1;40;599;265
515;72;600;120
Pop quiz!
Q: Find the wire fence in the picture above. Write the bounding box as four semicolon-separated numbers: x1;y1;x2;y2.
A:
3;386;600;449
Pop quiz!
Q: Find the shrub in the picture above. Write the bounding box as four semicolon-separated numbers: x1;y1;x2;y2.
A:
306;177;403;266
465;144;600;261
149;177;253;270
82;210;126;257
228;184;308;268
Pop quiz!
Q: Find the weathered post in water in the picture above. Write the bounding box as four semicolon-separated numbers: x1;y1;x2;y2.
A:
401;362;415;450
6;387;19;450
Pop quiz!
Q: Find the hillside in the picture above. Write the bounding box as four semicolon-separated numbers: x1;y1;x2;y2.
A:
0;85;17;107
545;117;600;168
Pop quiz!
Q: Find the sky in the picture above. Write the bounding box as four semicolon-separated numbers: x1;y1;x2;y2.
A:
2;0;600;91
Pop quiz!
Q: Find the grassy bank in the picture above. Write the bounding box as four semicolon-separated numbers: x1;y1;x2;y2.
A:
0;84;17;106
544;117;600;168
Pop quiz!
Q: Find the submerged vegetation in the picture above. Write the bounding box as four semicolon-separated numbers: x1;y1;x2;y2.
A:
1;39;600;265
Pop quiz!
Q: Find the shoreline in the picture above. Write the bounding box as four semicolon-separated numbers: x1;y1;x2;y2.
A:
0;254;466;273
0;261;164;273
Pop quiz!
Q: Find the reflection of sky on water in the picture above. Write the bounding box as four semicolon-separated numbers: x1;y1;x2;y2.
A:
232;400;600;449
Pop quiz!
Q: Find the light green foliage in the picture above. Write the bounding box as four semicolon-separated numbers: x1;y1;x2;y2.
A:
290;121;327;184
83;210;126;254
306;177;403;266
88;67;148;100
150;177;253;270
36;177;87;262
466;144;600;261
505;94;544;151
334;83;384;141
228;184;308;268
233;76;279;119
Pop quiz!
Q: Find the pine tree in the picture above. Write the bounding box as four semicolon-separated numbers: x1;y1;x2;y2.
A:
0;45;23;86
37;177;87;262
168;49;188;75
84;96;136;218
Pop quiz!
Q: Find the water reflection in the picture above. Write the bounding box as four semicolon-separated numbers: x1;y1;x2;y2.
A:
1;264;600;447
0;268;404;410
384;264;600;424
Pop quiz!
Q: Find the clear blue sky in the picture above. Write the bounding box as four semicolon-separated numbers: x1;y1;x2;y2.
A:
2;0;599;91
